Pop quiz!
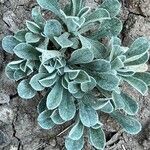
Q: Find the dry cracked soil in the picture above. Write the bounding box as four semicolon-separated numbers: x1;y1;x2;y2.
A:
0;0;150;150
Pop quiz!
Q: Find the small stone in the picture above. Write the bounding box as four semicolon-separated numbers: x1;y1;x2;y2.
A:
0;91;10;104
0;130;9;148
50;139;57;147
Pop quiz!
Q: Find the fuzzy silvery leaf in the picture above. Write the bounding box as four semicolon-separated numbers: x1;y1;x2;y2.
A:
77;6;90;18
100;101;114;113
82;94;111;111
134;72;150;86
117;69;134;77
78;34;91;49
122;76;148;96
17;79;36;99
32;6;45;27
37;0;60;16
81;77;96;92
51;109;65;125
126;64;148;73
125;52;149;66
46;81;63;110
36;49;61;63
13;43;41;60
95;73;119;91
109;45;124;61
79;102;99;127
37;110;55;129
30;73;47;91
72;90;85;99
109;36;121;47
65;136;84;150
70;0;85;15
61;76;69;89
25;32;41;43
44;19;62;38
69;48;94;64
37;95;47;114
86;39;108;59
39;75;58;87
14;30;27;42
125;37;150;60
93;18;122;39
38;38;49;49
59;90;76;121
26;20;42;34
111;57;124;70
112;92;138;115
85;8;110;25
111;111;142;134
54;32;73;48
85;59;111;72
100;0;121;17
68;120;84;140
68;81;80;94
13;70;26;81
89;127;106;150
2;36;20;54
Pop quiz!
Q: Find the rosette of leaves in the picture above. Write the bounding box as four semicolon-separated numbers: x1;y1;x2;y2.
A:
2;0;150;150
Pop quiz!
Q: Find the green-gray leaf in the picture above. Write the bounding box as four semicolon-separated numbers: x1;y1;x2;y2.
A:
46;81;63;110
89;127;106;150
25;32;41;43
37;110;55;129
112;92;138;115
79;102;98;127
68;120;84;140
13;43;41;60
17;79;36;99
2;36;20;54
111;111;142;134
69;48;94;64
59;90;76;121
65;136;84;150
100;0;121;17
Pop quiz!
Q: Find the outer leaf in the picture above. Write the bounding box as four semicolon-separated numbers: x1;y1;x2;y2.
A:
25;32;40;43
51;109;65;125
77;6;90;18
122;76;148;96
111;111;142;134
100;101;114;113
134;72;150;86
69;48;94;64
85;59;111;72
37;95;47;114
37;0;60;16
93;17;122;39
59;90;76;121
65;137;84;150
79;102;98;127
14;30;26;42
100;0;121;17
68;120;84;140
37;110;55;129
111;57;124;70
125;37;149;59
13;43;41;60
32;6;45;27
112;92;138;115
17;79;36;99
95;73;119;91
85;8;110;25
30;73;47;91
26;20;42;34
89;127;106;150
44;19;62;38
2;36;20;53
47;81;63;110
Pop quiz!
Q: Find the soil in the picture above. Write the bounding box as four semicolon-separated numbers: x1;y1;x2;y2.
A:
0;0;150;150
